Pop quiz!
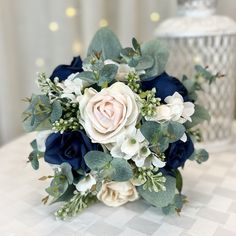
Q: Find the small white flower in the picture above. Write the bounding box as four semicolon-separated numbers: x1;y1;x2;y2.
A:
164;92;195;123
56;73;89;101
132;148;166;168
36;130;53;152
110;129;145;160
149;92;195;124
75;174;96;193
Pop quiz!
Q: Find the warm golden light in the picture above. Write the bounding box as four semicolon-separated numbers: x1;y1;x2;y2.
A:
72;41;82;54
99;19;108;28
49;22;59;32
66;7;77;18
35;58;45;67
150;12;160;22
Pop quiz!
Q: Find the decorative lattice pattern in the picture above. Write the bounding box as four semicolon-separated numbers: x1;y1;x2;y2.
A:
162;35;236;143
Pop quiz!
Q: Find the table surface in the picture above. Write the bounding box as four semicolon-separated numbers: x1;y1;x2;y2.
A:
0;130;236;236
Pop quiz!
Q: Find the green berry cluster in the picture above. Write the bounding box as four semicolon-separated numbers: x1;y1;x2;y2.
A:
55;191;97;220
126;72;141;93
134;166;166;192
52;102;81;133
140;89;161;117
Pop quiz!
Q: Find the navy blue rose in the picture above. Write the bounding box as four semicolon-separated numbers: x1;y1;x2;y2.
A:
141;72;189;102
49;56;83;81
45;131;101;171
164;135;194;169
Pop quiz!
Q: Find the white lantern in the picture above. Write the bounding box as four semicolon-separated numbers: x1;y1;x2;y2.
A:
155;0;236;151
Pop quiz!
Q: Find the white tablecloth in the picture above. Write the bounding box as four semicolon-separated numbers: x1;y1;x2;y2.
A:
0;128;236;236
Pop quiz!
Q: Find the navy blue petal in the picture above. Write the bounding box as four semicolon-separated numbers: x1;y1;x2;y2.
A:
44;130;101;172
141;72;189;102
49;56;83;81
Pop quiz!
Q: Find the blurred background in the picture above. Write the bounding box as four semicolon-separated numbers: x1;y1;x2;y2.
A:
0;0;236;146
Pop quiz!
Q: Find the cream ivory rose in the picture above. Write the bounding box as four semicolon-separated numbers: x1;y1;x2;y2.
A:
97;181;139;207
78;82;140;144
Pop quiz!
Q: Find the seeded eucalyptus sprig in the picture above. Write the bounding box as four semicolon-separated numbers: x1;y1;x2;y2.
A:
55;191;97;220
37;73;63;98
133;166;166;192
139;89;161;117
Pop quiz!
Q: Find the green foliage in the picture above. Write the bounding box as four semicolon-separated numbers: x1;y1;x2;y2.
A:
51;100;63;123
141;39;169;79
175;169;183;193
46;163;74;201
109;159;133;182
76;71;96;84
60;163;74;185
140;89;160;117
137;168;166;192
141;121;185;153
55;191;97;220
46;175;68;199
27;139;44;170
87;28;122;60
185;104;210;129
98;64;118;87
22;94;62;132
137;175;176;208
135;55;154;71
51;185;76;204
85;151;133;182
84;151;112;171
195;65;219;84
162;194;188;215
189;149;209;164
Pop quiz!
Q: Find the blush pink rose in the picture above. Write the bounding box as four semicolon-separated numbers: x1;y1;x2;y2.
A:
78;82;139;144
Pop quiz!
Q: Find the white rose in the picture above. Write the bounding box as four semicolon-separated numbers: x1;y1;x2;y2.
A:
78;82;139;144
97;181;139;207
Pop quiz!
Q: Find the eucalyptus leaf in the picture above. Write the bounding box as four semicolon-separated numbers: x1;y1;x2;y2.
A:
98;64;118;86
132;37;141;54
175;169;183;193
135;55;154;71
84;151;112;171
189;149;209;164
76;71;96;83
138;175;176;208
185;104;210;129
166;121;186;143
141;39;169;79
46;175;68;199
60;163;74;185
51;185;76;204
87;28;122;60
50;100;62;123
28;151;39;170
110;158;133;182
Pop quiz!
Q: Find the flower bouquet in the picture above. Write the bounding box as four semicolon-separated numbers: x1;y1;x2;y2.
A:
22;28;219;220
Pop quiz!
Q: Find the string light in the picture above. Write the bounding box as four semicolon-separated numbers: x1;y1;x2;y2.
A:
193;56;202;63
35;58;45;67
150;12;160;22
49;22;59;32
72;41;82;54
99;19;108;28
66;7;77;18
